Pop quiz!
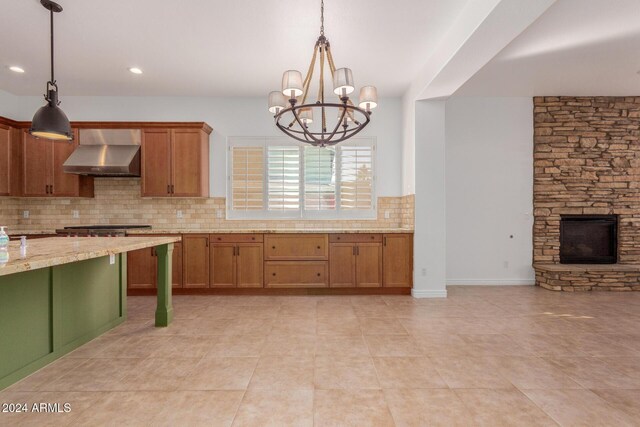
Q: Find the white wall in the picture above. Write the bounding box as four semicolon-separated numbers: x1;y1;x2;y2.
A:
0;91;403;197
413;100;447;297
445;97;534;285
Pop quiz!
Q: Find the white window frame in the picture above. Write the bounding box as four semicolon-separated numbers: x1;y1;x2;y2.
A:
227;136;376;220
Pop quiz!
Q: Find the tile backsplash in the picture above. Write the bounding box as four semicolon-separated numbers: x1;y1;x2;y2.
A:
1;178;415;233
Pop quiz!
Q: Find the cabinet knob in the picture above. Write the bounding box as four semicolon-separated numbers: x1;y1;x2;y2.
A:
317;246;321;249
272;272;276;276
337;237;341;240
272;246;276;249
317;273;321;277
252;237;255;240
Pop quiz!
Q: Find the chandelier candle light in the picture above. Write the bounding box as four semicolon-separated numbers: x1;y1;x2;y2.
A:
268;0;378;146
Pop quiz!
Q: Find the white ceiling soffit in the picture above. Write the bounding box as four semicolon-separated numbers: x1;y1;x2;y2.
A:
0;0;470;97
406;0;556;101
455;0;640;97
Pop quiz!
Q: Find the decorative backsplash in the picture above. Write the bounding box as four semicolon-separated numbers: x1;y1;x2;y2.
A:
0;178;415;233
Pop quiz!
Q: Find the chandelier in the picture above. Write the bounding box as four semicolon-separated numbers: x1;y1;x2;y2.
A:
268;0;378;147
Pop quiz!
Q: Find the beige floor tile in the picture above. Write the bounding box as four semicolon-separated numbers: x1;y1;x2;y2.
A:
205;334;266;357
7;357;90;392
261;333;316;356
64;334;121;358
592;389;640;419
120;357;199;391
271;316;317;335
71;391;172;426
314;389;395;427
45;358;145;392
314;356;380;390
149;334;215;358
384;388;475;427
431;356;513;389
365;335;423;356
494;356;583;390
373;357;447;389
524;389;638;427
249;356;314;390
459;334;530;356
506;333;591;357
315;334;370;356
455;388;557;426
151;391;243;427
316;316;362;335
545;356;640;389
358;317;408;335
413;333;473;357
232;389;313;427
181;357;258;390
316;303;357;318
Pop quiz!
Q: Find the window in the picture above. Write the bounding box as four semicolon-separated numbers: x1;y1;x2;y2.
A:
228;137;375;219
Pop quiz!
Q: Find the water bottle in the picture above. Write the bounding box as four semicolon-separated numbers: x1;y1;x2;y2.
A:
0;227;9;250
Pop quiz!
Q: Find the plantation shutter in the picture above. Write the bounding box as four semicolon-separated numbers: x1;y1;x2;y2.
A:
339;146;373;210
267;146;301;211
304;146;336;211
231;146;264;211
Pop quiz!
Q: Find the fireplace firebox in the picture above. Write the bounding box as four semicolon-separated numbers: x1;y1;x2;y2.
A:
560;215;618;264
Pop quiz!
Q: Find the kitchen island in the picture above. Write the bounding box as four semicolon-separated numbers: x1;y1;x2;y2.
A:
0;236;179;391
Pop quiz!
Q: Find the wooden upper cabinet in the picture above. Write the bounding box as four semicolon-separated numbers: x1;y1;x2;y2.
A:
141;129;172;197
383;234;413;287
183;234;210;288
21;129;93;198
0;125;11;196
141;127;210;198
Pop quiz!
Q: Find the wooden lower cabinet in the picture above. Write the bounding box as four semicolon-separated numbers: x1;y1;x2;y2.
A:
264;234;328;260
210;235;263;288
183;234;209;288
265;261;328;288
383;234;413;287
329;241;382;287
127;238;182;289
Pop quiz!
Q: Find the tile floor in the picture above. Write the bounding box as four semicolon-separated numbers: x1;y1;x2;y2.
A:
2;286;640;426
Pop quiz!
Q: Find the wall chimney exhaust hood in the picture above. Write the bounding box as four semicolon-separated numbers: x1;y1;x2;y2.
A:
63;129;142;176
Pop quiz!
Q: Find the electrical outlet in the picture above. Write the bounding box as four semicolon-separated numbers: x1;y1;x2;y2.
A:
72;210;79;219
176;210;183;219
23;210;29;219
109;254;115;265
421;268;427;276
384;210;390;219
217;209;224;219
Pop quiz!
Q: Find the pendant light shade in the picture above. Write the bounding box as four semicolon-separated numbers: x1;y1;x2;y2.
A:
30;0;72;141
31;88;72;140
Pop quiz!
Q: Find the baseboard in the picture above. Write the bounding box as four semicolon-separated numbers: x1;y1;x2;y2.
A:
446;279;535;286
411;289;448;298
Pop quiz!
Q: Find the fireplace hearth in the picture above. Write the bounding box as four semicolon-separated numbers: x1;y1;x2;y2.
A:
560;215;617;264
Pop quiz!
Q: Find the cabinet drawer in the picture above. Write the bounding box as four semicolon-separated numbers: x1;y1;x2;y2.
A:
210;233;263;243
264;234;328;260
329;233;382;243
264;261;328;288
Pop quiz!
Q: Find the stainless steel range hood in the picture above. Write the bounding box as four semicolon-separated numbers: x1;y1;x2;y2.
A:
63;129;142;176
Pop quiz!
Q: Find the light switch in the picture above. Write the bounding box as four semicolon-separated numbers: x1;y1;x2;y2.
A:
72;210;80;218
109;254;115;265
177;210;183;219
23;210;29;219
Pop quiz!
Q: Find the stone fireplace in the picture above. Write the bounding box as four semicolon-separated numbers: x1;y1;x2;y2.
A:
533;96;640;291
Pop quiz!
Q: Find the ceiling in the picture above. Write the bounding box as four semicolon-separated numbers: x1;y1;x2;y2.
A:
455;0;640;97
0;0;469;97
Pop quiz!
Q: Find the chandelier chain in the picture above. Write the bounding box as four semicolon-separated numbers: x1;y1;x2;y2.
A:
320;0;324;36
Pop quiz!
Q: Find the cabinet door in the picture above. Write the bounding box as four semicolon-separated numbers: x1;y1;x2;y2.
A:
127;247;157;289
172;241;183;288
264;261;328;288
50;138;79;197
329;243;356;287
22;131;50;196
141;129;172;197
171;129;204;197
210;243;236;288
356;243;383;287
237;243;263;288
0;125;10;196
383;234;413;287
183;235;210;288
264;234;328;260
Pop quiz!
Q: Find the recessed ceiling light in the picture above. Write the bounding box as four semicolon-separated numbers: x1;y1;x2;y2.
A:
128;67;143;75
9;66;25;73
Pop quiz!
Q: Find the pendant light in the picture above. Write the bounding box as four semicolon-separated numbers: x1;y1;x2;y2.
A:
30;0;72;141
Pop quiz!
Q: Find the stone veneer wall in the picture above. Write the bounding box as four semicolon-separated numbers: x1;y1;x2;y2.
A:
533;96;640;291
0;178;414;232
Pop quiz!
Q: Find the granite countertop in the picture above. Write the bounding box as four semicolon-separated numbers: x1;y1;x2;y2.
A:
126;228;414;235
0;236;181;277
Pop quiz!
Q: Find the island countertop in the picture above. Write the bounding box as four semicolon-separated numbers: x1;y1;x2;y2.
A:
0;236;181;276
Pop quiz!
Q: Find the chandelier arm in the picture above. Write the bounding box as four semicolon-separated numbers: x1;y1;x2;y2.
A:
319;43;326;134
290;106;322;144
326;47;357;122
323;104;349;142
